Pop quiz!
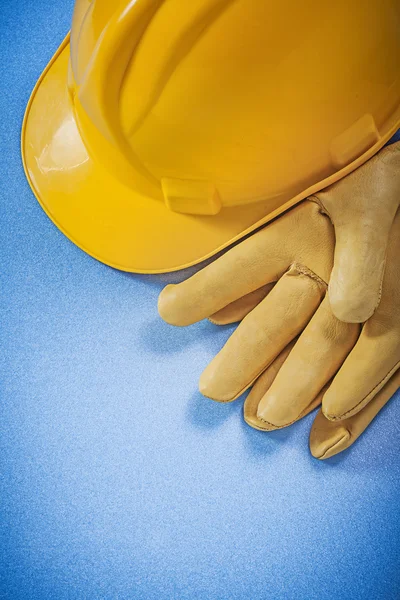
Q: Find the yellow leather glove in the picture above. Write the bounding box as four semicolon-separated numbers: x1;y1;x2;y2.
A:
158;144;400;458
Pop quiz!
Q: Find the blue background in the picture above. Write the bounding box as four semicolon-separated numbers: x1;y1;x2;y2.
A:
1;1;400;598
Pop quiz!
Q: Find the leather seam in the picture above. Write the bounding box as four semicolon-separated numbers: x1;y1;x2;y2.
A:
201;369;268;403
256;398;321;430
318;432;350;459
289;262;328;289
208;317;223;326
325;361;400;421
257;414;297;430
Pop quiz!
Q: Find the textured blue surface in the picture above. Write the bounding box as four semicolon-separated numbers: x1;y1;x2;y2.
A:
1;2;400;599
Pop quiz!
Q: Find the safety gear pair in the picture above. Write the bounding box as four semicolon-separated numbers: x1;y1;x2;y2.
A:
22;0;400;456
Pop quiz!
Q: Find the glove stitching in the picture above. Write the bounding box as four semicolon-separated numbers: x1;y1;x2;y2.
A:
256;414;299;430
289;262;328;289
318;433;350;460
208;317;230;326
373;251;387;315
201;368;267;403
255;398;320;430
325;360;400;421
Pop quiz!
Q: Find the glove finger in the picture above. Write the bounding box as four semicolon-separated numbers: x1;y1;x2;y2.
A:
315;142;400;323
256;296;360;427
209;284;274;325
310;369;400;459
243;341;296;428
244;340;324;431
321;322;400;422
199;264;325;402
158;202;332;326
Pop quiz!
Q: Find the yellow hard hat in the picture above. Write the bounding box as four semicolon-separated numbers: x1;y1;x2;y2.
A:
22;0;400;273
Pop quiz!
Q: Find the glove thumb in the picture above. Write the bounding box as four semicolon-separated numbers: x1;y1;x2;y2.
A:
314;142;400;323
328;216;392;322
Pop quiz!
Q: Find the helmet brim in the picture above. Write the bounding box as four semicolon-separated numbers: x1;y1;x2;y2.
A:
22;35;400;273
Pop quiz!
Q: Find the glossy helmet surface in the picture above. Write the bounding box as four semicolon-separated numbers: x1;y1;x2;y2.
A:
22;0;400;272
